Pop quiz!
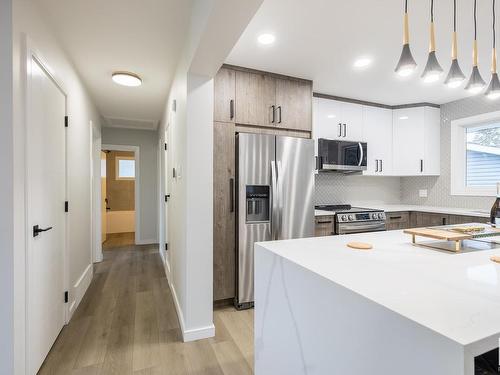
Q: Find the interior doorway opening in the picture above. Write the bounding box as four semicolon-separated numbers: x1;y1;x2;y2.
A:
100;145;140;252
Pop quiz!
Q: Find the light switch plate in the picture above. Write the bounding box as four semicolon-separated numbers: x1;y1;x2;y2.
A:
419;189;428;198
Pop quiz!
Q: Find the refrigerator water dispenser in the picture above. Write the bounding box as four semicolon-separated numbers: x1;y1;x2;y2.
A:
246;185;270;223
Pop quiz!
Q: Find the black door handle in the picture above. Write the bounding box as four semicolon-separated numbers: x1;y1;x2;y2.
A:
33;225;53;237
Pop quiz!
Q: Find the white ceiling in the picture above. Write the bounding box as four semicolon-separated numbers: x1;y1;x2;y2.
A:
38;0;192;129
227;0;499;105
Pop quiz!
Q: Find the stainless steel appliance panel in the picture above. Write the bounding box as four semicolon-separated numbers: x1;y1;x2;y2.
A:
276;136;315;239
317;139;367;172
336;221;386;235
237;133;275;306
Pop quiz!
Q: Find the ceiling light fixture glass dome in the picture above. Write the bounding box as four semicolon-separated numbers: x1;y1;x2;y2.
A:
395;0;417;77
465;0;486;94
485;0;500;99
112;71;142;87
421;0;443;83
444;0;466;88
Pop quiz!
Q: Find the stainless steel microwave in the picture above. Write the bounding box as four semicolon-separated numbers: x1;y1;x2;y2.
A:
316;139;367;173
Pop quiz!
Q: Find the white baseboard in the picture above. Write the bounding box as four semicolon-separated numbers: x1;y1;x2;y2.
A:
135;238;157;245
168;281;214;342
69;264;93;318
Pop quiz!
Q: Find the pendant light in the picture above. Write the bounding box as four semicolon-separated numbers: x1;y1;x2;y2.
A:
422;0;444;83
465;0;486;94
395;0;417;76
444;0;466;87
486;0;500;99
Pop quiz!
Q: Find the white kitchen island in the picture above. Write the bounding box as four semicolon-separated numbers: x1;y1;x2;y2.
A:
254;230;500;375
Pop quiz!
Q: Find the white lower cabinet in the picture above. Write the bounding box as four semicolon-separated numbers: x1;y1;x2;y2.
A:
362;106;393;176
392;107;440;176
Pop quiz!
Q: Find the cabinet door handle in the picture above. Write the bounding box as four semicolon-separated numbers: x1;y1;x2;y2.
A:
229;178;235;213
343;124;347;137
271;105;276;123
380;159;383;172
389;216;402;220
277;106;282;124
375;159;379;172
420;159;424;173
317;220;333;224
230;99;234;119
338;123;342;137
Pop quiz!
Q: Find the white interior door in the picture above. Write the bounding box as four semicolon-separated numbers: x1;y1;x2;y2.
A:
101;151;107;243
27;56;66;374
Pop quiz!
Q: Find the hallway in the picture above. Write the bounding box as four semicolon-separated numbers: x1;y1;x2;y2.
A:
39;244;254;375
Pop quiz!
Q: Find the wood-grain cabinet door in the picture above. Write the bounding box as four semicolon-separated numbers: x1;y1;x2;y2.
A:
214;68;235;123
275;78;312;131
213;122;236;301
235;70;276;127
315;216;335;236
415;212;449;227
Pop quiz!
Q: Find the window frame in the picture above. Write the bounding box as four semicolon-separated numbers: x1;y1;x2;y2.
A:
450;111;500;197
115;156;136;181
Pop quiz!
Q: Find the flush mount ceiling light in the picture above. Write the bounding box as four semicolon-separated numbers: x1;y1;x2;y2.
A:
257;33;275;45
485;0;500;99
395;0;417;76
353;57;372;68
421;0;443;83
444;0;466;88
465;0;486;94
112;71;142;87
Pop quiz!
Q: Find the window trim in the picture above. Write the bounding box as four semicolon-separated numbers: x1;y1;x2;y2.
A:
115;156;136;180
450;111;500;197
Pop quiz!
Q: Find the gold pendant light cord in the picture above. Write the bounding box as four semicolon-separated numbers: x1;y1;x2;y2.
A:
473;0;479;66
403;0;409;45
429;0;436;52
451;0;458;59
493;0;497;73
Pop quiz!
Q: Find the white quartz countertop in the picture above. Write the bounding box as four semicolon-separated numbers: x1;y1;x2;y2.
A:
257;230;500;347
315;204;490;218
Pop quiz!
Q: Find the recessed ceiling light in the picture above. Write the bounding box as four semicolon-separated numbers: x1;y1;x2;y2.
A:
399;116;409;120
257;33;275;45
112;71;142;87
353;57;372;68
327;114;336;119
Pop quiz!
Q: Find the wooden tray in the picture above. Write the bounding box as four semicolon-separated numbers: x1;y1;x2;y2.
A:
404;224;500;252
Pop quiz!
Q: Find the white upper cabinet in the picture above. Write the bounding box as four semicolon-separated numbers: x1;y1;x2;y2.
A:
392;107;440;176
313;96;440;176
313;98;364;141
362;106;393;176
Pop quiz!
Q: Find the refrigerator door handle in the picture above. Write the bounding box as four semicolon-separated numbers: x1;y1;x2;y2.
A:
276;160;284;240
270;160;278;240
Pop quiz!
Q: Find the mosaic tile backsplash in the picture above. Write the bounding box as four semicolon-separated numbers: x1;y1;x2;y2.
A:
315;174;401;205
400;95;500;210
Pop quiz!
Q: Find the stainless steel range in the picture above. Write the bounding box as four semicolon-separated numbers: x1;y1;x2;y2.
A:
315;205;386;234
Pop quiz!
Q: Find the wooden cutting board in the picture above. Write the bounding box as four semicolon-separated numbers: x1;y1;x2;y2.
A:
403;228;472;241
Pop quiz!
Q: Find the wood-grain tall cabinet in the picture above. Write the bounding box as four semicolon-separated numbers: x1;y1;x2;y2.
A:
213;65;312;302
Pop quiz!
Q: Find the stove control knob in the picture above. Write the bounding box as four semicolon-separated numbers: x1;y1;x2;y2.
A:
379;213;386;219
371;213;378;220
341;215;348;222
348;214;355;221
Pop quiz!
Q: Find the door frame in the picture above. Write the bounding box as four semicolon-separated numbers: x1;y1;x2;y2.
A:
24;36;69;373
99;144;140;255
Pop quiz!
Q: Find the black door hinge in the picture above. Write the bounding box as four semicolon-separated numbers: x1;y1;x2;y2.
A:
164;143;167;151
165;194;170;202
64;291;69;303
64;116;69;128
64;201;69;212
165;243;168;251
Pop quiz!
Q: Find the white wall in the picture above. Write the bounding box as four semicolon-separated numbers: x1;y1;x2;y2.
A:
0;1;14;374
157;0;263;342
12;0;101;372
101;127;158;243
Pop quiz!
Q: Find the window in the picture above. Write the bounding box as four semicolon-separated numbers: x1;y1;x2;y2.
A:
451;112;500;196
116;157;135;180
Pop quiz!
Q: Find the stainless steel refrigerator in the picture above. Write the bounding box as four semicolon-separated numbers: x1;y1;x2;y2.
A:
235;133;315;309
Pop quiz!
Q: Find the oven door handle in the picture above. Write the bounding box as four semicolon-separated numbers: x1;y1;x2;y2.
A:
338;222;386;234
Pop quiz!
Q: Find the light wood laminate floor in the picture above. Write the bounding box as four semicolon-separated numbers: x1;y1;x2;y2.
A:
39;242;254;374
